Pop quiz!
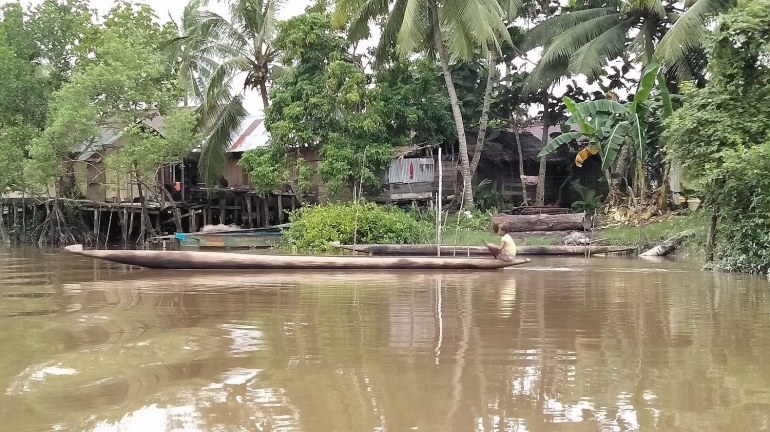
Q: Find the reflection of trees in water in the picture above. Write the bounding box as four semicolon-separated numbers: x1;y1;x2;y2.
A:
4;261;770;430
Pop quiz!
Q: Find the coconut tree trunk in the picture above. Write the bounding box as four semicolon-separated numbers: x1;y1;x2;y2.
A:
514;127;529;205
535;92;549;205
259;81;270;111
469;53;497;179
430;0;474;209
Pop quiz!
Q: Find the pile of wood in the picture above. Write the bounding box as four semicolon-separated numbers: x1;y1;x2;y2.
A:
491;212;587;233
506;206;572;216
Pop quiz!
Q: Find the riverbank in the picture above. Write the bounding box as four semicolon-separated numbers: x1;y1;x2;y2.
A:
440;211;708;253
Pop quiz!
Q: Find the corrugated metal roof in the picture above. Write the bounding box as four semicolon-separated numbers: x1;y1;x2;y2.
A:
75;127;124;161
228;117;269;152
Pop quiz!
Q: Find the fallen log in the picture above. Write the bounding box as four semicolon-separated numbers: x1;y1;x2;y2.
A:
639;230;695;257
508;206;572;216
491;213;587;233
329;242;636;256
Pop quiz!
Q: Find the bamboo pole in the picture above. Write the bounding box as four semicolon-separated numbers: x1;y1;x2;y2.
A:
437;147;443;256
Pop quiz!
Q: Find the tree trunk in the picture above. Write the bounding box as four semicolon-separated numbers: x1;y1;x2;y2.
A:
491;213;586;232
469;53;497;179
514;127;528;205
640;230;695;257
705;202;719;262
136;181;149;244
535;92;549;205
259;81;270;113
430;0;474;209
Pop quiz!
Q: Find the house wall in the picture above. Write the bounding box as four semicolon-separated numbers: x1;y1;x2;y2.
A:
73;135;167;203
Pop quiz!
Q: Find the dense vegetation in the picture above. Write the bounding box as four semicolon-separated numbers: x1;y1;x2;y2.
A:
1;0;769;272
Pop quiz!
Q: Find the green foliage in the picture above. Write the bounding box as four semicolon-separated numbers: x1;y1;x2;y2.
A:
665;0;770;273
540;59;668;174
0;28;50;128
0;123;36;193
238;145;312;197
475;178;505;212
570;180;602;216
372;59;455;146
283;202;431;252
268;12;393;196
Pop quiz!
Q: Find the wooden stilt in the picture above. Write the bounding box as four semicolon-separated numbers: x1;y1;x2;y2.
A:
262;196;270;227
219;198;226;225
205;205;212;226
246;194;253;228
106;208;113;246
277;195;284;224
128;210;135;241
93;208;98;237
190;209;197;233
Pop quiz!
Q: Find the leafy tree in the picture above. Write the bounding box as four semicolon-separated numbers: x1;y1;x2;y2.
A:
25;0;99;89
371;58;455;149
334;0;514;208
262;12;393;197
0;28;50;129
165;0;284;186
665;0;770;272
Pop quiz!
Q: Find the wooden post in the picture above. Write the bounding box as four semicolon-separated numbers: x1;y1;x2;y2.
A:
262;196;270;227
255;197;261;227
93;208;98;237
181;164;186;203
190;209;197;233
219;198;226;225
277;195;284;224
106;208;113;246
121;208;128;245
246;194;253;228
205;204;212;226
437;147;442;256
128;210;135;241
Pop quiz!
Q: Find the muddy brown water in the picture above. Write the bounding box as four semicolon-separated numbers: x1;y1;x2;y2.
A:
1;247;770;431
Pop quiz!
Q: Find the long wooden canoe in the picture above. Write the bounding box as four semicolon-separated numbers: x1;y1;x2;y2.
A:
329;243;636;256
64;244;529;270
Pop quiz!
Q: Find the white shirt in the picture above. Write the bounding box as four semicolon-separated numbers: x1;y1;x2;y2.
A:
501;233;516;256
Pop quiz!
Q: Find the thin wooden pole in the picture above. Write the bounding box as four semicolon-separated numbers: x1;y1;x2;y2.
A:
277;195;284;224
246;194;253;228
437;147;443;256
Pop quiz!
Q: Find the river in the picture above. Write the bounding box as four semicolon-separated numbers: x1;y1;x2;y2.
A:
1;247;769;431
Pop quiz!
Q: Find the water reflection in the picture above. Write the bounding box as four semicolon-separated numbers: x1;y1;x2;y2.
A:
1;248;770;431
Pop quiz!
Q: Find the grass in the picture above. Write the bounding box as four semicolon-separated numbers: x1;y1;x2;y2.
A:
597;211;708;248
436;211;708;250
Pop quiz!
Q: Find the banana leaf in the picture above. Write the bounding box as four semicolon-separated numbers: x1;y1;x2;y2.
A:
601;121;632;171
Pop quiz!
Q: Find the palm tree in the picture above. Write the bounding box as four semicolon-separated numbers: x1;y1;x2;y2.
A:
523;0;735;92
334;0;514;209
164;0;283;185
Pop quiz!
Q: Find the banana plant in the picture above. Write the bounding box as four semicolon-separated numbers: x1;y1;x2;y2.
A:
538;57;671;179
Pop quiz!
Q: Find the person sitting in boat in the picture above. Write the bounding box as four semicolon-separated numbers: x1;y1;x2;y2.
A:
497;227;517;262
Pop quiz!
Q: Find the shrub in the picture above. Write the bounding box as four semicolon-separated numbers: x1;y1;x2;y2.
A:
283;201;432;252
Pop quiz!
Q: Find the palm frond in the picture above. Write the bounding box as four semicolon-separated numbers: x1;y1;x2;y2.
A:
198;94;248;186
345;0;390;40
374;0;409;62
196;10;252;53
656;0;735;74
570;19;634;78
498;0;523;20
524;7;619;50
205;56;252;103
538;13;625;69
396;0;430;57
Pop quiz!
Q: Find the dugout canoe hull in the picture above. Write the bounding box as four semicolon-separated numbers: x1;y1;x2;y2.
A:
64;245;529;270
330;243;636;256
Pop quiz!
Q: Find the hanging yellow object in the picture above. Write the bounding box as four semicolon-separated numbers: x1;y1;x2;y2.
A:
575;146;599;167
